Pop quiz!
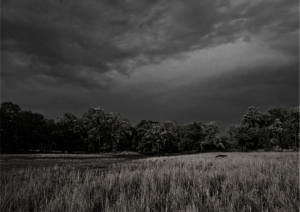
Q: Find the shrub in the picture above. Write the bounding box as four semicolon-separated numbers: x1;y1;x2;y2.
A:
272;145;283;152
264;147;273;152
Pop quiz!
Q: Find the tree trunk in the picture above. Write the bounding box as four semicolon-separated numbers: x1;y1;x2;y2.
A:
277;134;282;148
93;140;95;153
111;134;114;152
67;136;70;153
110;127;115;152
62;139;66;153
295;131;297;148
98;138;101;153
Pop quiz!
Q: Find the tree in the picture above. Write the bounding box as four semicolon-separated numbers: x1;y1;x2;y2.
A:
226;125;238;139
0;102;22;152
220;135;237;149
1;102;51;153
200;122;220;152
134;120;159;153
134;121;180;154
136;121;163;154
174;125;188;153
171;122;207;153
242;107;264;149
267;107;289;148
82;108;106;152
103;112;131;152
254;112;273;149
82;108;131;152
235;125;252;151
268;118;283;147
267;107;288;123
285;107;300;148
41;119;57;152
55;113;78;153
256;127;271;150
203;122;219;139
159;121;179;153
16;111;46;152
225;124;239;149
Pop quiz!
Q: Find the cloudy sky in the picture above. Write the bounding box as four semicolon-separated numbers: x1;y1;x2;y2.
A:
1;0;299;133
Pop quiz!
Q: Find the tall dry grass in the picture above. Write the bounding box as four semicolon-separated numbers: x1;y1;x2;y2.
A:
1;152;299;212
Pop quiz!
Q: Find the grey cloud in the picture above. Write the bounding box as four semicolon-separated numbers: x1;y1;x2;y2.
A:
155;62;299;132
1;0;167;89
240;0;298;34
1;60;298;133
1;0;298;132
1;50;115;91
267;31;299;57
2;0;298;80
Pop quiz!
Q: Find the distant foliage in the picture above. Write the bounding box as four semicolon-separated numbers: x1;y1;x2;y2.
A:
229;106;299;151
0;102;299;153
272;145;283;152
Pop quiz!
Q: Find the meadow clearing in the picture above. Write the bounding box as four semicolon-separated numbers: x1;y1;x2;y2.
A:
0;151;299;212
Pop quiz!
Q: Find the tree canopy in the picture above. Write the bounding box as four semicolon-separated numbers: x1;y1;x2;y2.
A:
1;102;299;153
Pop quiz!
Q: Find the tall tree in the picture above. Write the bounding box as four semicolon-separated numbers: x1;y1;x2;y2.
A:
242;107;263;149
82;108;106;152
0;102;22;152
16;111;46;151
107;113;131;151
225;124;239;148
135;120;159;152
159;121;178;153
267;107;289;148
235;125;252;151
42;119;57;152
55;113;78;153
200;122;220;152
268;118;283;148
226;124;239;140
267;107;288;123
285;107;300;148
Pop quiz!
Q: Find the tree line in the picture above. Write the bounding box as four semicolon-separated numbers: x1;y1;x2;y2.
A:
226;106;299;151
1;102;299;153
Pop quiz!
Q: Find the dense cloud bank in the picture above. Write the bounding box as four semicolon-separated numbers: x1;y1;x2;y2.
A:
2;0;298;87
1;0;299;133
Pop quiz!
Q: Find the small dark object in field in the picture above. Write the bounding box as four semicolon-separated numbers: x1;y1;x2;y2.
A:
215;155;227;158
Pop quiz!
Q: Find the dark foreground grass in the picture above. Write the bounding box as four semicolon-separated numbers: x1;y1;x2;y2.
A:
1;152;299;212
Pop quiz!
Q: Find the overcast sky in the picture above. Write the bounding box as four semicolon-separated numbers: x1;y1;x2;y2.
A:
1;0;299;133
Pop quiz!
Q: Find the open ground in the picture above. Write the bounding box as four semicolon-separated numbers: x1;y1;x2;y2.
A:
1;151;299;212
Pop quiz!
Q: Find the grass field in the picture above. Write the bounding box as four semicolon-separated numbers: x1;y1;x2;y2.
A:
0;151;145;172
0;152;299;212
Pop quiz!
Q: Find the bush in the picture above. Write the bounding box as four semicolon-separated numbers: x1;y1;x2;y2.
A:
216;143;225;151
5;141;20;153
272;145;283;152
225;149;244;152
117;151;141;156
182;150;200;154
264;147;273;152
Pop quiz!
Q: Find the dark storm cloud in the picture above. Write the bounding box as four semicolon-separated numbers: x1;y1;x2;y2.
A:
131;62;299;133
1;50;114;90
2;0;298;89
5;61;297;134
1;0;299;134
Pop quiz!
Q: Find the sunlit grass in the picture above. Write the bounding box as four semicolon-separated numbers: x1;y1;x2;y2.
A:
1;152;299;212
